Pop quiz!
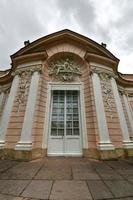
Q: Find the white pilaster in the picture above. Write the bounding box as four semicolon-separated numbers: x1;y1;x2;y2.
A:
0;75;20;148
0;92;4;109
15;71;40;150
123;94;133;134
92;72;114;150
111;77;133;148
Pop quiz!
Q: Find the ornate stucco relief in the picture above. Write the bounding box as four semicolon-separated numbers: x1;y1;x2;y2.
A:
49;58;81;81
16;71;31;112
12;65;42;112
90;67;117;119
99;72;113;118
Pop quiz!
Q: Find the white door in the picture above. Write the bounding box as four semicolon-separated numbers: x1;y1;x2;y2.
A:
48;90;82;156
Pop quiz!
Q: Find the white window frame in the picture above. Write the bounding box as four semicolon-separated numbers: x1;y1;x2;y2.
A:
42;82;88;149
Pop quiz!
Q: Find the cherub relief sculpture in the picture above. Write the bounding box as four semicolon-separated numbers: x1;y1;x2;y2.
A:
49;58;81;81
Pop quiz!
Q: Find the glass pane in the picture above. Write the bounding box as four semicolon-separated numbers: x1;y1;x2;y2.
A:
52;115;58;121
66;129;72;135
59;95;64;102
53;90;58;95
59;90;64;95
66;103;72;108
51;90;80;138
66;91;73;95
73;114;78;120
66;121;72;128
73;108;78;113
73;129;79;135
66;108;72;113
73;121;79;127
73;96;78;102
59;103;64;108
66;96;73;102
66;114;72;120
73;103;78;108
51;121;57;128
58;129;64;136
73;91;78;95
53;103;58;108
57;108;64;114
53;107;58;113
53;96;58;102
58;121;64;128
51;129;57;136
58;114;64;121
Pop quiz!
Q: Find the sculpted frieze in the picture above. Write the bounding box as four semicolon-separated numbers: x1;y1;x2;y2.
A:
49;58;81;81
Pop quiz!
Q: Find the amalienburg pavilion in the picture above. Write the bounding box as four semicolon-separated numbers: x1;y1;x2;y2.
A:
0;29;133;160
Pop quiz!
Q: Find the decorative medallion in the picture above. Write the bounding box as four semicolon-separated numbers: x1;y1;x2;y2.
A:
49;58;81;81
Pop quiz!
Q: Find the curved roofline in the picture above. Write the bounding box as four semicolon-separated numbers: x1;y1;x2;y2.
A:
11;29;119;62
1;29;133;87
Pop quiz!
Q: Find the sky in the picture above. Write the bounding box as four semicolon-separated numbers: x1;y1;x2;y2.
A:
0;0;133;74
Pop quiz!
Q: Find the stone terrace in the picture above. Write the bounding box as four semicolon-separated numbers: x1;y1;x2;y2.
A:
0;157;133;199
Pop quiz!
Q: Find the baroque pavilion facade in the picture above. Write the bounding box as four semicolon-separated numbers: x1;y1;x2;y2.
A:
0;29;133;160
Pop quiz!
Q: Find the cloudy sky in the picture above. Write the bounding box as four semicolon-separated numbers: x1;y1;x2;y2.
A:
0;0;133;74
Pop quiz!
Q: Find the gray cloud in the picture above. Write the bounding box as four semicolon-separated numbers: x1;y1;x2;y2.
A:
0;0;46;69
57;0;97;34
0;0;133;73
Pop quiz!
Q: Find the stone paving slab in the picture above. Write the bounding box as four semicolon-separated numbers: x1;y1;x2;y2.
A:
98;170;124;180
72;163;94;172
87;180;113;199
105;160;133;170
0;180;30;196
21;180;53;199
0;158;133;199
0;195;39;200
35;166;72;180
49;180;92;200
0;161;43;180
91;161;112;171
73;171;101;180
105;180;133;198
0;160;18;173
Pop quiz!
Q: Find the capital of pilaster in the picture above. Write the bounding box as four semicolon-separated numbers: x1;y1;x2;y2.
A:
118;87;128;96
0;84;11;94
11;64;42;77
90;67;118;80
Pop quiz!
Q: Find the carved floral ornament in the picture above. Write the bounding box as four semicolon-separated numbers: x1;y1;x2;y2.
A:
11;65;42;112
90;68;116;119
48;58;82;81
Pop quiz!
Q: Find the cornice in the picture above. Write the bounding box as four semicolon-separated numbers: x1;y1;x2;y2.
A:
85;52;118;72
11;51;48;67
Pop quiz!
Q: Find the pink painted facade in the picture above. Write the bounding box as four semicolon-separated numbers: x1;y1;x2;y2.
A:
0;29;133;160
